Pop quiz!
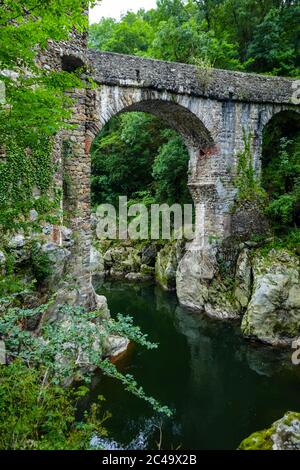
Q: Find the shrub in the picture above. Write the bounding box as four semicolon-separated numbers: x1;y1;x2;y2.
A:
0;361;109;450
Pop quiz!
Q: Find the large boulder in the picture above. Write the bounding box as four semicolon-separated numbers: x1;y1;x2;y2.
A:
90;246;105;275
241;249;300;346
239;412;300;450
176;243;240;318
176;244;219;309
155;240;185;290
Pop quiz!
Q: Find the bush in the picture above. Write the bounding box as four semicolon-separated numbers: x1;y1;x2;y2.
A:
0;361;109;450
0;304;172;417
235;131;266;205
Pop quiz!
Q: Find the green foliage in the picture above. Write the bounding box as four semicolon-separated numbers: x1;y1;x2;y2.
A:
235;131;266;205
104;313;158;350
257;229;300;257
99;359;172;417
239;428;273;450
89;13;154;56
0;1;92;233
0;275;31;298
0;1;91;68
246;5;300;77
262;113;300;230
152;131;192;205
89;0;299;76
0;304;172;417
0;140;59;232
0;361;109;450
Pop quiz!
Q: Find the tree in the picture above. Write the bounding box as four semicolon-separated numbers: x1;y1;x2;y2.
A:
88;0;299;76
0;1;95;231
246;5;300;76
152;131;192;205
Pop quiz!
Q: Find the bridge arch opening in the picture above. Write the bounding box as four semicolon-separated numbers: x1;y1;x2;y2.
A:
90;109;194;213
117;100;214;151
90;94;217;217
262;109;300;230
90;93;215;182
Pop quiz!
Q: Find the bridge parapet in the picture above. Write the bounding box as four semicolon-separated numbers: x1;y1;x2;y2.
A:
87;50;298;106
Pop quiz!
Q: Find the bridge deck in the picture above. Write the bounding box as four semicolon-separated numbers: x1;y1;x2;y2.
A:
86;50;296;106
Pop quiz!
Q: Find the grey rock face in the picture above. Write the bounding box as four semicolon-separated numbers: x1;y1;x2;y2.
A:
272;413;300;450
231;202;271;240
177;246;216;310
95;294;110;318
234;248;252;309
241;249;300;346
103;335;130;358
41;242;70;279
90;246;105;275
177;242;243;319
61;226;74;248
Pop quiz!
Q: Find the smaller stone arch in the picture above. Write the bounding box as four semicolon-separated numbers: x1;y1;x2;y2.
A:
61;54;85;72
260;108;300;172
262;109;300;144
261;108;300;223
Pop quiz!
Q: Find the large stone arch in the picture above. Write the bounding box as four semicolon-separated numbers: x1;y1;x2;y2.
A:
86;85;217;183
86;86;227;249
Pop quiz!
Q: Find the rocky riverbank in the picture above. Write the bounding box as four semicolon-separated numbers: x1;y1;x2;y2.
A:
1;219;300;351
91;234;300;348
0;229;130;364
239;412;300;450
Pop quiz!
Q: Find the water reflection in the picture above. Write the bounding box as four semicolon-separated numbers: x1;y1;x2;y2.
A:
88;280;300;450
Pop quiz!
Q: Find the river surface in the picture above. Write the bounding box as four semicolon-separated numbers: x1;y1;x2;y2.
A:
87;280;300;450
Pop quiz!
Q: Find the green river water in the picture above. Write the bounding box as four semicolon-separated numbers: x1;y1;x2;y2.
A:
85;280;300;450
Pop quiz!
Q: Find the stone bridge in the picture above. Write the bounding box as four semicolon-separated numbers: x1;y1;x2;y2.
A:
39;40;300;308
